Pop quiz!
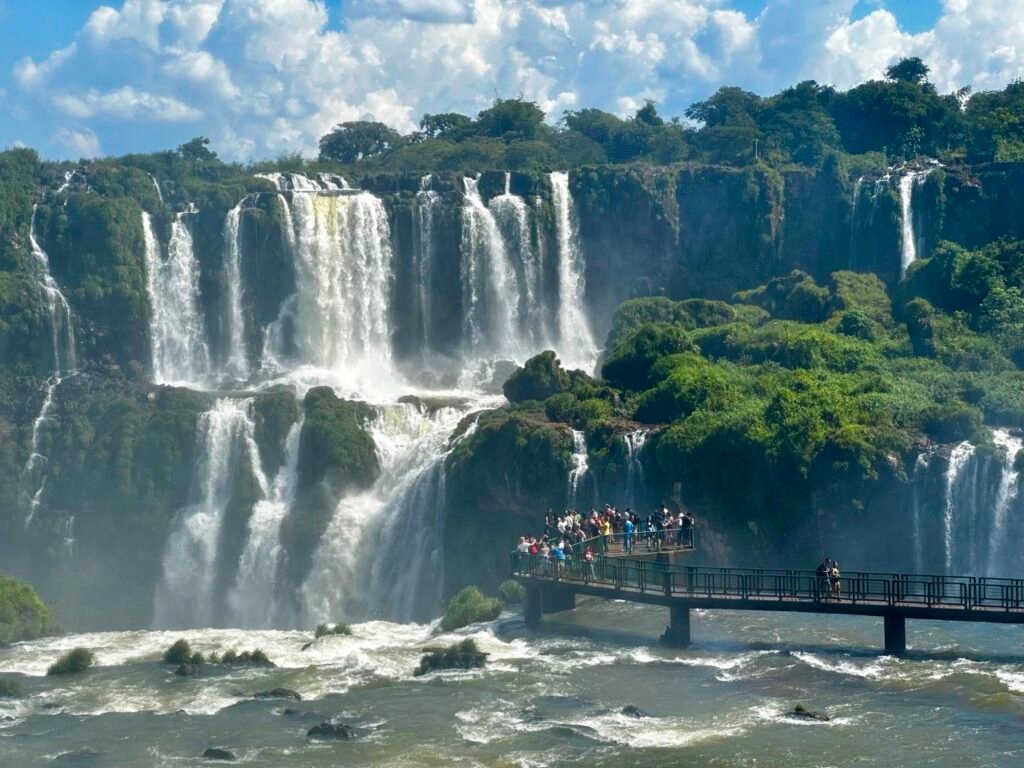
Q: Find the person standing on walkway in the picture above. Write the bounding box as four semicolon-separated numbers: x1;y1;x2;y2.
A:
623;516;635;553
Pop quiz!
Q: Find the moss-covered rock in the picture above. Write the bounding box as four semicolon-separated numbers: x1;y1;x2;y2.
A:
441;586;502;631
503;351;570;402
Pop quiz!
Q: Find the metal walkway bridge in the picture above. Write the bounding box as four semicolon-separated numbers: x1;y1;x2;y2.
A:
510;542;1024;653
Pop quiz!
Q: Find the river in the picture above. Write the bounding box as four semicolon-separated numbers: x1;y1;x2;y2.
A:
2;599;1022;766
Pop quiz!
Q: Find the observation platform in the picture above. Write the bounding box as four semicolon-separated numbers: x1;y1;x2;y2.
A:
511;543;1024;653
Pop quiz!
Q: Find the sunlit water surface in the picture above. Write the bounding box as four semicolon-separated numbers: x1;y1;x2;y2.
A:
2;599;1023;766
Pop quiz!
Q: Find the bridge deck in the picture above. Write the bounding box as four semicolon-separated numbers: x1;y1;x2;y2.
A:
511;554;1024;624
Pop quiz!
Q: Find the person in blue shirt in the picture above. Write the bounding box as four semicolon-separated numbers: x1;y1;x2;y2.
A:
623;518;634;553
552;543;567;576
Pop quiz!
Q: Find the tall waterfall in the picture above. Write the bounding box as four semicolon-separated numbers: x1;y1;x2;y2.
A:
550;172;598;371
568;429;592;509
910;452;931;572
143;211;211;386
988;429;1023;573
22;204;77;527
226;417;304;628
623;429;648;508
413;175;439;351
461;176;521;359
899;169;930;277
283;188;395;379
222;201;250;380
300;403;477;623
153;398;265;629
943;441;977;572
490;173;545;349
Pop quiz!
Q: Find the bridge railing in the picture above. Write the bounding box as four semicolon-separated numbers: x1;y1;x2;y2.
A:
510;554;1024;613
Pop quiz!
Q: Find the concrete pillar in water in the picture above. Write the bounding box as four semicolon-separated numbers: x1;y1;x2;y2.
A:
884;614;907;654
524;586;543;627
661;604;691;647
542;586;576;614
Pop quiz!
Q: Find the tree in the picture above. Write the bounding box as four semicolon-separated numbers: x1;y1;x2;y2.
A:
318;121;404;163
887;57;930;85
475;98;545;140
177;137;217;163
634;99;664;127
419;112;473;140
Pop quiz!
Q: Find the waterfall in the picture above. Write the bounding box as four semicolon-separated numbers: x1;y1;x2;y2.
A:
153;398;266;629
623;429;648;508
256;172;345;193
222;201;250;381
490;172;544;348
143;211;211;386
226;417;304;628
943;441;977;573
461;176;520;359
910;452;931;572
413;175;439;351
988;429;1023;573
899;169;930;277
284;189;395;379
550;172;597;371
568;429;592;509
260;194;298;374
22;205;77;527
28;205;76;374
149;174;164;206
300;403;475;624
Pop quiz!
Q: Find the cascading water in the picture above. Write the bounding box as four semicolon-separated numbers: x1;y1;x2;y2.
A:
910;452;931;572
278;186;395;381
899;168;931;277
260;194;299;374
988;429;1023;574
490;173;545;348
623;429;648;508
226;418;304;628
413;175;439;351
461;176;521;359
568;429;592;509
143;211;211;386
222;201;250;380
22;204;78;527
300;402;482;624
550;172;598;371
943;441;977;573
153;398;266;629
149;174;164;206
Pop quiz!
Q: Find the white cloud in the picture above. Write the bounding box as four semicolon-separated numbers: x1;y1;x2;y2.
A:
52;127;103;157
54;86;202;121
12;0;1024;161
14;44;78;88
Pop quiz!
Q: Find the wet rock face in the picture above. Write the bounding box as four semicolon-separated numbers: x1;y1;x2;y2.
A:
252;688;302;701
202;747;237;761
307;721;355;740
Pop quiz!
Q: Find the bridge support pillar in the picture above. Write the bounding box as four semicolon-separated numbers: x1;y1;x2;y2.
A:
884;614;906;654
524;587;543;627
542;586;576;614
661;605;691;647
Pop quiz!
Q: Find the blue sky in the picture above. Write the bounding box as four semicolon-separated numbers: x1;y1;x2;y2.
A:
1;0;1018;161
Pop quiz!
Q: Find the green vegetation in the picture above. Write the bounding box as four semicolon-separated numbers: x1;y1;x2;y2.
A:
0;576;58;645
162;638;207;665
497;580;526;606
440;586;503;632
0;677;23;698
219;649;273;666
414;638;487;677
47;647;94;676
314;622;352;639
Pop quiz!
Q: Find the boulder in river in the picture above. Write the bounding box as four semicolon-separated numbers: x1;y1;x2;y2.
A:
175;663;202;677
308;721;355;740
414;638;488;676
252;688;302;701
621;705;649;718
202;747;236;761
786;704;831;722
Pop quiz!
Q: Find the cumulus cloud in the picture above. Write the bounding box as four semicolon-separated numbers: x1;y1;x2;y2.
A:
9;0;1024;160
54;86;203;121
52;127;103;157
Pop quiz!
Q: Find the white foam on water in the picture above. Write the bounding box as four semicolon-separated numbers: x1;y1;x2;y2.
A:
791;651;892;680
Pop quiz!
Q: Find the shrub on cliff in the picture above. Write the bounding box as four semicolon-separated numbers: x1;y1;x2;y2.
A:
504;351;569;403
0;576;58;645
441;587;503;632
298;387;379;492
497;580;525;606
47;648;94;676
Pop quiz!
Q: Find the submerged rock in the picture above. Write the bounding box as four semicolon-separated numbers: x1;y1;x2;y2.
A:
786;704;831;722
307;721;355;740
175;663;201;677
621;705;649;718
252;688;301;701
54;749;100;762
202;747;236;761
414;638;488;676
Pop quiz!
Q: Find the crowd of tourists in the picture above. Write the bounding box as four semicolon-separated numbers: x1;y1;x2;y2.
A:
514;504;697;573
